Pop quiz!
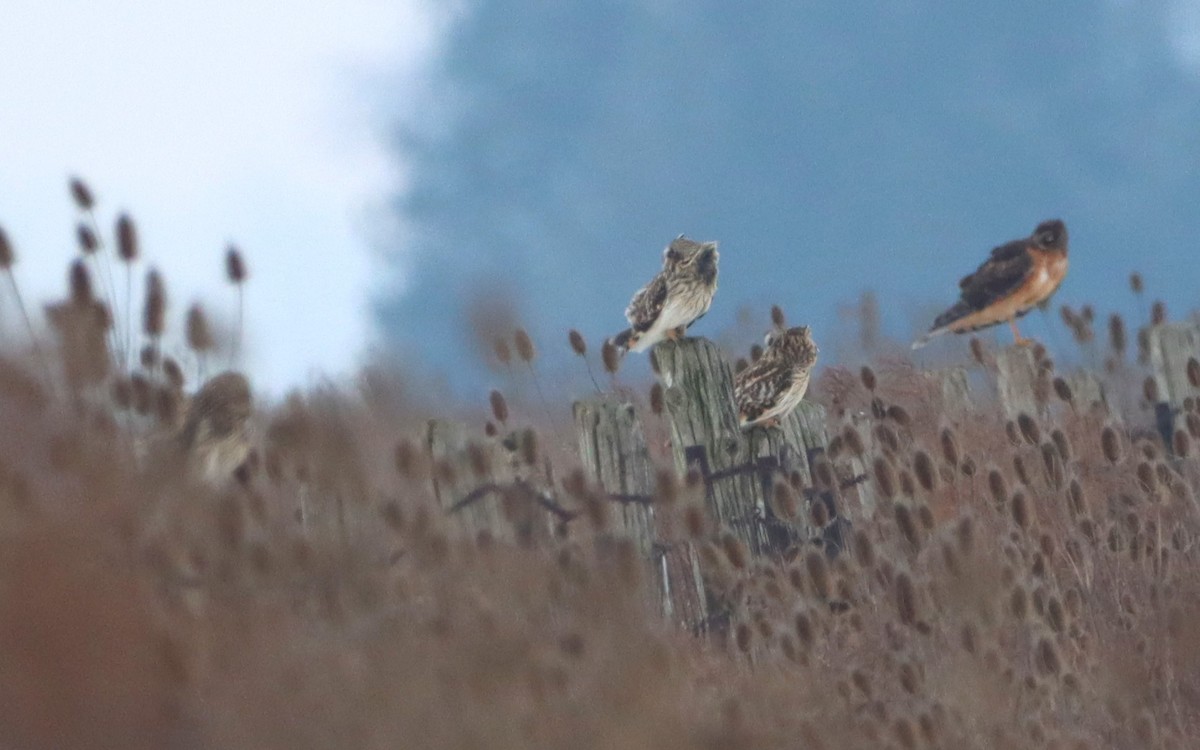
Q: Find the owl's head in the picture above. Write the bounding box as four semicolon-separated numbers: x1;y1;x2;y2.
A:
1031;219;1067;252
765;325;818;367
664;236;719;283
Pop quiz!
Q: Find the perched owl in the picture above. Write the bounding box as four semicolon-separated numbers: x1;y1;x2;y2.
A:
611;236;719;353
177;371;253;484
734;325;819;429
913;220;1069;349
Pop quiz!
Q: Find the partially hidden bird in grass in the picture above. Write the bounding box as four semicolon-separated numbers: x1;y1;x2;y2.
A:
913;219;1068;349
734;325;819;429
177;371;253;485
611;236;719;353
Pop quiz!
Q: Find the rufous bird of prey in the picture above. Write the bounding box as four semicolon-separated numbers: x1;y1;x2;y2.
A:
913;219;1068;349
734;325;819;429
611;236;719;353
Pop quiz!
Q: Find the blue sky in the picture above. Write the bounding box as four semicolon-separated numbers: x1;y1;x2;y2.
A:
0;0;459;394
3;1;1199;396
383;1;1200;391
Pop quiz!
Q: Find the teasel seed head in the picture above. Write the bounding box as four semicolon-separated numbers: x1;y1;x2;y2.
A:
601;339;620;375
69;259;93;305
76;223;98;255
225;245;247;284
1151;300;1166;326
568;329;586;356
513;328;535;363
116;213;139;262
860;366;877;391
493;337;512;365
185;303;215;353
69;176;95;210
143;268;166;337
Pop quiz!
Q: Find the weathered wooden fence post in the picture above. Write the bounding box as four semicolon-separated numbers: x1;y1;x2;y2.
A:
651;338;821;556
573;400;656;554
426;420;520;542
996;346;1049;420
1148;322;1200;448
929;366;972;420
573;398;706;627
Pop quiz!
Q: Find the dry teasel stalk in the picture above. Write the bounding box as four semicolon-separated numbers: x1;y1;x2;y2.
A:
488;390;508;425
1151;300;1166;326
69;176;95;210
514;328;535;363
69;259;93;305
1052;377;1073;405
0;226;12;269
913;451;937;492
860;366;877;391
770;304;786;329
76;223;98;254
116;214;139;262
940;427;959;467
493;337;512;365
601;339;620;375
1143;376;1159;404
143;269;166;338
1188;357;1200;389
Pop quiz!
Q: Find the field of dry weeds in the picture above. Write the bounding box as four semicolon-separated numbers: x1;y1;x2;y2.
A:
0;186;1197;749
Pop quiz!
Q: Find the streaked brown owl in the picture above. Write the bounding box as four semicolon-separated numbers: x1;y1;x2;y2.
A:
612;236;719;353
734;325;819;428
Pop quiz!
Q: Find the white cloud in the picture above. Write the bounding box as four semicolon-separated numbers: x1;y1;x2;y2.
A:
0;0;460;396
1168;0;1200;70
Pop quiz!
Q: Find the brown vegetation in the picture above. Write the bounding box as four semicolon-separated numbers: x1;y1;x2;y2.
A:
0;184;1198;748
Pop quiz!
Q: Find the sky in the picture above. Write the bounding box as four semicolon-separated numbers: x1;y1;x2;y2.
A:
385;0;1200;395
0;0;458;395
3;1;1200;400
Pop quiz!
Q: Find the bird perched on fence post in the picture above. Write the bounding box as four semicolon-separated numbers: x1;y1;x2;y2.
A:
611;236;719;353
913;219;1069;349
735;325;819;429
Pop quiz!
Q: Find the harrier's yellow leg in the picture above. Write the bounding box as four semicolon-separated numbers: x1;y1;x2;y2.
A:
1009;318;1031;347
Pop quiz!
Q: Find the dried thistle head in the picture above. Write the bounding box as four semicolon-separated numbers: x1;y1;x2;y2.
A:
514;328;535;363
143;269;166;337
0;226;12;270
913;451;937;492
1187;357;1200;390
940;428;959;467
601;340;620;375
1151;300;1166;326
568;329;586;356
1052;377;1073;404
1143;376;1159;404
225;245;247;284
76;223;98;255
770;304;786;329
116;214;139;262
69;259;93;305
860;366;877;392
649;382;664;415
969;337;986;367
1109;314;1126;357
488;389;509;424
186;303;215;353
69;177;95;210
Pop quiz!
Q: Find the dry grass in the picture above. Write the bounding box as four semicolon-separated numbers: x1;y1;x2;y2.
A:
0;186;1199;749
